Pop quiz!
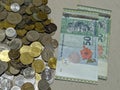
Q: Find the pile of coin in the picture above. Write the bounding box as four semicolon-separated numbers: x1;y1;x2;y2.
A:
0;0;58;90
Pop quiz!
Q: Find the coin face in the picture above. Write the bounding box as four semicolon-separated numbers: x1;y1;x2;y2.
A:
21;82;35;90
45;23;57;34
26;30;40;42
10;3;20;12
30;41;43;50
7;12;22;24
5;27;17;38
38;80;49;90
48;57;57;69
23;67;35;79
0;50;10;62
32;60;45;73
8;49;20;60
20;52;33;65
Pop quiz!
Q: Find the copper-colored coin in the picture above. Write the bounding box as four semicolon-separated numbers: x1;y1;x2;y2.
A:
45;23;57;34
7;12;22;25
21;82;34;90
26;30;40;42
20;52;33;65
8;49;20;60
32;60;45;73
48;57;57;69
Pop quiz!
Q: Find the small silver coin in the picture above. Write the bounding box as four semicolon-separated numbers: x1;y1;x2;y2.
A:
10;3;20;12
0;30;6;42
0;43;10;51
23;67;35;79
5;27;17;38
8;38;22;50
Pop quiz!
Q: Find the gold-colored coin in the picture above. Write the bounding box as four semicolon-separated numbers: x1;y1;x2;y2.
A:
48;57;57;69
32;60;45;73
35;73;41;81
21;82;35;90
42;19;51;26
4;4;11;11
30;41;43;50
20;52;33;65
37;11;48;20
30;46;42;57
35;22;44;29
16;29;27;37
0;50;10;62
20;45;31;54
25;4;33;15
3;20;16;28
25;24;35;30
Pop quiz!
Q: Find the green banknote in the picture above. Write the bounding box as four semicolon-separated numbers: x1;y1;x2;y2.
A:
77;5;111;79
56;8;99;84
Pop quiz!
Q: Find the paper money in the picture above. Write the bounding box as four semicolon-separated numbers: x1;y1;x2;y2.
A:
77;5;111;79
56;8;98;84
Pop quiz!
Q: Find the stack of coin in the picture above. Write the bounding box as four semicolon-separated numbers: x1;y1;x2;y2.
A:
0;0;58;90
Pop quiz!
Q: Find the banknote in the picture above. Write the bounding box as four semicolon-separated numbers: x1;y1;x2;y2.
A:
55;8;99;84
77;5;111;79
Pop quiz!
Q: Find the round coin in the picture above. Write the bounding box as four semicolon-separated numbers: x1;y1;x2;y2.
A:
45;23;57;34
26;30;40;42
0;50;10;62
51;39;58;49
7;12;22;25
32;60;45;73
39;5;51;14
8;49;20;60
20;52;33;65
21;82;34;90
9;65;20;75
23;67;35;79
10;3;20;12
30;41;43;50
8;38;22;50
5;27;17;38
11;86;21;90
20;45;31;54
38;80;49;90
48;57;57;69
32;0;42;6
0;30;6;42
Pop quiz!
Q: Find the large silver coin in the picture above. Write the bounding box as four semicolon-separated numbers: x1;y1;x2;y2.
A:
10;3;20;12
23;67;35;79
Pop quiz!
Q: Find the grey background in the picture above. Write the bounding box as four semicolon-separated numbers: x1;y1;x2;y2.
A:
48;0;120;90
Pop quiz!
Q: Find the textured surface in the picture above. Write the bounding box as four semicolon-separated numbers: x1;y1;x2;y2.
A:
48;0;120;90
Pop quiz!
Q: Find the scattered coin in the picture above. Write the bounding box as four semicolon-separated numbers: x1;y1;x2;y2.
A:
32;60;45;73
38;79;49;90
45;23;57;34
21;82;35;90
0;50;10;62
7;12;22;25
11;86;21;90
26;30;40;42
48;57;57;69
30;41;43;50
23;67;35;79
20;52;33;65
5;27;17;38
8;49;20;60
10;3;20;12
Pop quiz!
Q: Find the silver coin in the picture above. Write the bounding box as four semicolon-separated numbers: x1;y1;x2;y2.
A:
11;86;21;90
23;67;35;79
0;78;12;90
0;30;6;42
41;67;52;81
5;27;17;38
13;75;25;87
24;77;36;85
8;38;22;50
10;3;20;12
0;43;10;51
0;61;8;75
38;79;50;90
